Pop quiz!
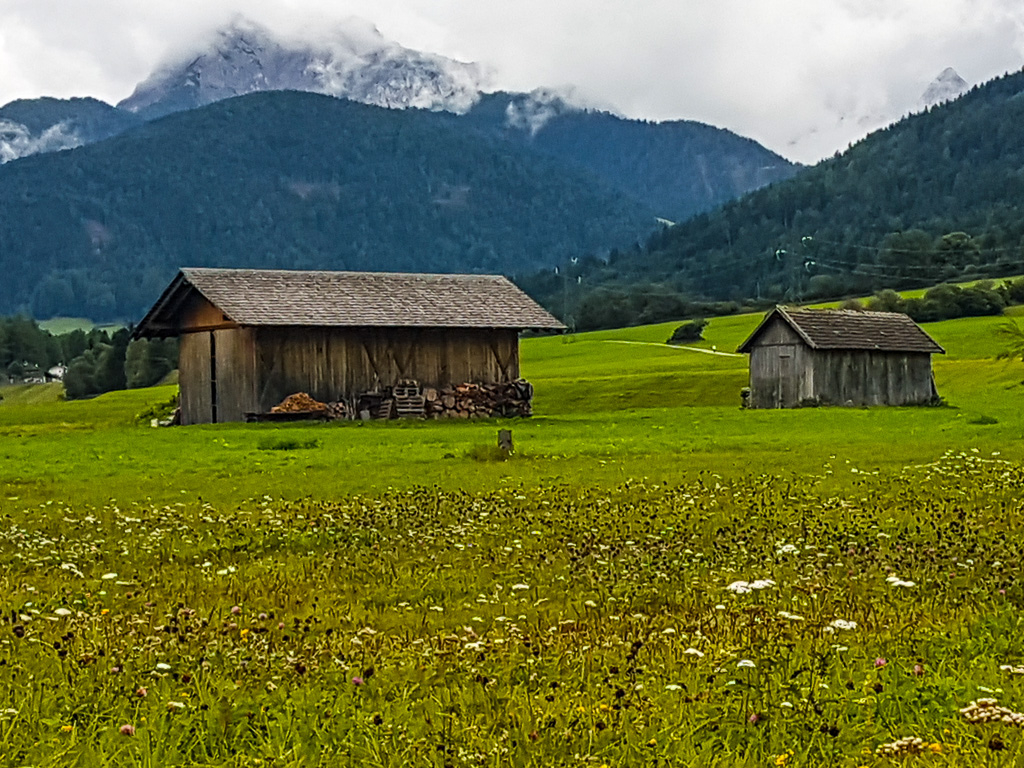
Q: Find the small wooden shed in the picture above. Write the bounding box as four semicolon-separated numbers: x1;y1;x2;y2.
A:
736;307;945;409
134;268;564;424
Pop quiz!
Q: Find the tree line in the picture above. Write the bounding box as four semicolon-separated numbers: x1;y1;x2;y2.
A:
0;316;177;399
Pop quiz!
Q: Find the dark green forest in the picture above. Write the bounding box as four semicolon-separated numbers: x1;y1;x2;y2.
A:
0;92;656;320
548;68;1024;328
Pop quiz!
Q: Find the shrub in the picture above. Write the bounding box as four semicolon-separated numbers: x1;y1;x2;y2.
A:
667;318;708;344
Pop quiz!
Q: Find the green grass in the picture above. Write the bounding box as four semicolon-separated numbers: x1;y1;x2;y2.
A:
2;311;1024;765
0;382;64;406
0;311;1021;509
36;317;124;334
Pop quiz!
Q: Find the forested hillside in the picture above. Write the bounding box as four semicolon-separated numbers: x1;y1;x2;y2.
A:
557;67;1024;328
0;91;653;320
456;93;798;220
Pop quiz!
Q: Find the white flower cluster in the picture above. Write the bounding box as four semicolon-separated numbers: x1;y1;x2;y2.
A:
778;610;804;621
827;619;857;631
725;579;775;594
960;699;1024;726
875;737;933;757
885;575;916;588
1000;664;1024;676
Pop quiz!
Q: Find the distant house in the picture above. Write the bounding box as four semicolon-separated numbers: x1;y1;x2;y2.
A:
736;307;945;409
134;268;564;425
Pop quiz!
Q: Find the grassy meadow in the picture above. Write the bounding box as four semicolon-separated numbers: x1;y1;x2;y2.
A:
1;310;1023;766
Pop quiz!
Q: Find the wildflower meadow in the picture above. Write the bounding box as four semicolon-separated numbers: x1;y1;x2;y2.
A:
2;311;1024;765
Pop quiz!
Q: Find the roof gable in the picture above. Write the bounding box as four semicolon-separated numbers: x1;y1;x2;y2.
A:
737;306;945;354
136;268;566;337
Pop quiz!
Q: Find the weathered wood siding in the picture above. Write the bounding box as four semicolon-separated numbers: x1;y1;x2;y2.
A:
809;350;935;406
213;328;258;422
179;332;212;425
179;293;238;333
252;327;520;414
178;328;257;424
747;317;814;408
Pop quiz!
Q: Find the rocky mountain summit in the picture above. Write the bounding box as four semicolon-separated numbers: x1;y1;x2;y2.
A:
118;17;489;120
920;67;970;108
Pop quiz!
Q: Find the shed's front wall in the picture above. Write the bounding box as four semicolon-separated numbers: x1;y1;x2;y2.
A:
747;316;814;408
253;326;520;414
809;350;935;406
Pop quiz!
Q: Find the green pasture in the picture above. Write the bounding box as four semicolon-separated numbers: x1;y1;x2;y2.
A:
2;310;1024;766
1;311;1021;509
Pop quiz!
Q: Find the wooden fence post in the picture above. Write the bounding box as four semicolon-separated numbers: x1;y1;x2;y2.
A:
498;429;513;456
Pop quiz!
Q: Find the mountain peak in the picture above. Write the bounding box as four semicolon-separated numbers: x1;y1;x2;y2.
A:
118;17;490;120
920;67;969;108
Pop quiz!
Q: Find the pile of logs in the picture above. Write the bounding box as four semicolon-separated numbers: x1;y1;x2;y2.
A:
264;380;534;421
425;380;534;419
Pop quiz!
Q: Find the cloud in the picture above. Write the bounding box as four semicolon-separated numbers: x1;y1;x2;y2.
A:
1;0;1022;162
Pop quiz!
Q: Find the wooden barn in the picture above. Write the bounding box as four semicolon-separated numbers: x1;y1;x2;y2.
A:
736;307;945;409
134;268;564;425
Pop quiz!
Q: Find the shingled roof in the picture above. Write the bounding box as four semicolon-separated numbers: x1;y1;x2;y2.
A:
737;306;945;354
135;268;565;336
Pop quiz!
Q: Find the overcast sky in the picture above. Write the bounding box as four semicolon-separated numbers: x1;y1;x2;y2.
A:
2;0;1023;162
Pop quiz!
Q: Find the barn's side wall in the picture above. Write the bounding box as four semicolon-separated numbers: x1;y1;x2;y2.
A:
252;326;520;413
809;350;935;406
747;317;814;408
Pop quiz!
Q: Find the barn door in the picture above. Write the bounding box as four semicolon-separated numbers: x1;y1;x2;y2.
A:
777;346;798;408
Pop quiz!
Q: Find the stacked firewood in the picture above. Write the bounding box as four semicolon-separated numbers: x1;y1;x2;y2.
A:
425;380;534;419
267;380;534;421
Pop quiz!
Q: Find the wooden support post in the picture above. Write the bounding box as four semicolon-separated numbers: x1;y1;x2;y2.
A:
498;429;513;455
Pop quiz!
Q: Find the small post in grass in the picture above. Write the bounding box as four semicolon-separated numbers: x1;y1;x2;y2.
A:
498;429;513;456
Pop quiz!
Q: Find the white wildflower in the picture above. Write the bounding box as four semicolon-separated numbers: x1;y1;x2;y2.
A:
829;619;857;631
100;573;118;580
684;648;705;658
737;659;756;669
54;608;72;617
885;575;916;588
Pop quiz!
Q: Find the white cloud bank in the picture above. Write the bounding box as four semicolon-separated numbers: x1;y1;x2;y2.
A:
1;0;1022;162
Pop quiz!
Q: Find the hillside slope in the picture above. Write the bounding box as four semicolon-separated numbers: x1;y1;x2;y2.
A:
456;91;797;221
0;91;653;320
579;67;1024;307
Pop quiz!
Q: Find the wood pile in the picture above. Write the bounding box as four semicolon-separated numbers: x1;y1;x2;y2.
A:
425;380;533;419
262;379;534;422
